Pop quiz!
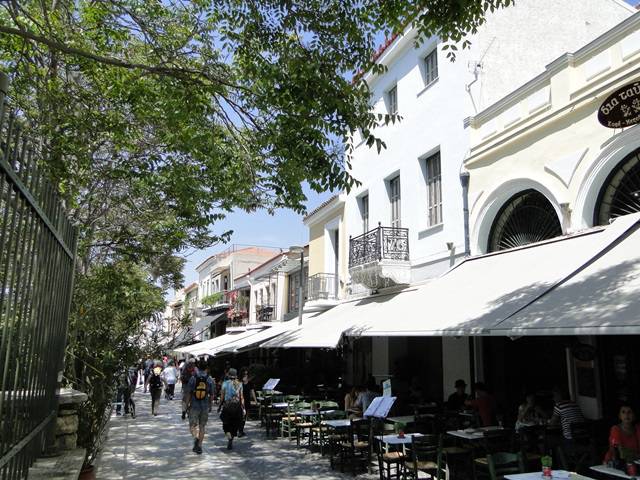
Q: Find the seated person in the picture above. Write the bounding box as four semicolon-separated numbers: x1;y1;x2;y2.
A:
353;381;377;416
604;404;640;463
465;382;497;427
344;386;360;412
516;393;547;431
447;379;469;411
549;387;584;440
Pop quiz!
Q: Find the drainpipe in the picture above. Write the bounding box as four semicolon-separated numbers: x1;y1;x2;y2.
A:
460;170;471;256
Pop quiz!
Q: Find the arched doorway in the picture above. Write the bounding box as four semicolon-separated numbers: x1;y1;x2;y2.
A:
487;189;562;252
594;146;640;226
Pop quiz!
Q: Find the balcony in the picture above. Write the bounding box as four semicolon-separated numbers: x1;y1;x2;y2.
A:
305;273;338;312
256;304;275;322
349;224;410;289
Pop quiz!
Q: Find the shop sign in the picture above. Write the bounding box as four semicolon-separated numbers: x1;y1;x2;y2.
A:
598;81;640;128
571;343;596;362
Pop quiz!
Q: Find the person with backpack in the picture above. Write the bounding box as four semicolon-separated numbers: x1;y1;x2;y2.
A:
143;357;153;393
180;357;197;420
185;360;214;454
148;362;164;416
218;368;245;450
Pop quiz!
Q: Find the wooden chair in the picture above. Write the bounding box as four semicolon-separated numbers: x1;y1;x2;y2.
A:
339;417;371;475
486;452;525;480
375;425;406;480
516;425;545;468
281;401;301;439
312;410;346;455
474;429;515;479
403;434;445;480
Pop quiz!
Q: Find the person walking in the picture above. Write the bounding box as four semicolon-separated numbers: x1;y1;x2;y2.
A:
161;360;178;400
148;362;164;416
185;360;214;455
238;369;257;437
143;357;153;393
180;358;197;420
219;368;245;450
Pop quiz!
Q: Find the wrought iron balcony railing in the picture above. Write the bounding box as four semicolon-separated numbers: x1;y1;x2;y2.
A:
256;304;275;322
349;223;409;267
307;273;337;301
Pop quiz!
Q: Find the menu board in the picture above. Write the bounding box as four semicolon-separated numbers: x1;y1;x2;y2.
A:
262;378;280;391
364;396;396;419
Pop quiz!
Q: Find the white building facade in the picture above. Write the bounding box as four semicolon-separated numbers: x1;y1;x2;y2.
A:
344;0;635;289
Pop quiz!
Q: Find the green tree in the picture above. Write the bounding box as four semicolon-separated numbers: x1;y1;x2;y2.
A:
0;0;513;465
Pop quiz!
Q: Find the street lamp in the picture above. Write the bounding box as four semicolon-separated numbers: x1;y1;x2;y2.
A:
289;246;305;326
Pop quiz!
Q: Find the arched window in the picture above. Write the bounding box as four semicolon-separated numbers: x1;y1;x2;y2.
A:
488;189;562;252
594;147;640;226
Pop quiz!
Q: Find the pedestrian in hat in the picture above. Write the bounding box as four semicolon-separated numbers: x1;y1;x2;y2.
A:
447;379;469;411
218;367;244;450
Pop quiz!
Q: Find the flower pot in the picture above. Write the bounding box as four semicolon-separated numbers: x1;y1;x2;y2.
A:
542;466;552;477
78;465;96;480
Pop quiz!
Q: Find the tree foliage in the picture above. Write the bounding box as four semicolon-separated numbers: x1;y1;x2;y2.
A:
0;0;512;465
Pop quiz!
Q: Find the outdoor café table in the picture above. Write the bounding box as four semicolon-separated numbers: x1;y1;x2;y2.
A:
386;415;416;425
590;465;637;479
272;402;289;409
376;433;424;446
506;471;595;480
323;419;351;429
446;426;503;441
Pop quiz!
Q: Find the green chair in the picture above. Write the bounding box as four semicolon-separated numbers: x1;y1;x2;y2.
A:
487;452;525;480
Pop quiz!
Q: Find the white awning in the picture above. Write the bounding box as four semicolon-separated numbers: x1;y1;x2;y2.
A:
174;328;259;355
219;321;299;353
492;215;640;336
349;213;640;337
191;311;227;335
259;307;366;349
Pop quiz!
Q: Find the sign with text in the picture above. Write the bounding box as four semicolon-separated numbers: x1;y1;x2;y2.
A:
262;378;280;391
364;396;396;419
383;379;392;397
598;81;640;128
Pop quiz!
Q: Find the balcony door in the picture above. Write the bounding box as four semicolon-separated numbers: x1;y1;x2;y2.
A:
389;176;401;228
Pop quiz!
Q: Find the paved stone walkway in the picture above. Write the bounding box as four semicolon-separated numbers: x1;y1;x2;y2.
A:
97;384;377;480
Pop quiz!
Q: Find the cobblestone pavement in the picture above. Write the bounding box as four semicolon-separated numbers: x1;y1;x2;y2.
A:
97;384;377;480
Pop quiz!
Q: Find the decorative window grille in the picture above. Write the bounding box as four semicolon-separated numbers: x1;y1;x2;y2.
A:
390;176;401;228
426;152;442;226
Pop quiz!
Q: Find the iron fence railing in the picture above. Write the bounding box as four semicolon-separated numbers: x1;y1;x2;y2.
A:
349;223;409;267
0;73;77;479
256;304;274;322
307;273;337;301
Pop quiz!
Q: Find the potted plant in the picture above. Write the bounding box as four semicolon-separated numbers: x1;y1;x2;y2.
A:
541;455;552;477
395;421;407;438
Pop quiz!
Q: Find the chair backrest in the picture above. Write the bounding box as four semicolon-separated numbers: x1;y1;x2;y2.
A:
295;401;312;410
321;400;339;408
483;429;514;454
487;452;525;480
351;417;371;442
408;434;444;480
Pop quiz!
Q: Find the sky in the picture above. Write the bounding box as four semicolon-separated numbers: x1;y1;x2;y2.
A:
177;184;334;291
175;0;639;294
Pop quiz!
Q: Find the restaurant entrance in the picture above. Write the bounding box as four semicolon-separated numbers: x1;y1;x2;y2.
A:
482;336;570;424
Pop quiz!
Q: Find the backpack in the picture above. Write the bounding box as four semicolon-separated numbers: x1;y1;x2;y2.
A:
149;372;163;390
193;374;209;401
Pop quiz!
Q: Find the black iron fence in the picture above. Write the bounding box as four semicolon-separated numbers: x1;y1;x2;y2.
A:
0;73;77;479
349;223;409;267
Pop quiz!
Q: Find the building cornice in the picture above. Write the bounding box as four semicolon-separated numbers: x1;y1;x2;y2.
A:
470;11;640;126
